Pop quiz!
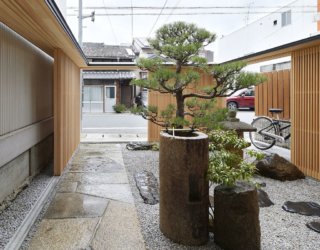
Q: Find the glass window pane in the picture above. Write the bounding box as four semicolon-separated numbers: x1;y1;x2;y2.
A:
83;86;90;101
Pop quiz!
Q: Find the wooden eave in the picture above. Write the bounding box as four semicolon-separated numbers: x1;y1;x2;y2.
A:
223;34;320;64
0;0;87;67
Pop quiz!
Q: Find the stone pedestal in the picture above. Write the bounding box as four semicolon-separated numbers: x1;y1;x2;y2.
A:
159;130;209;246
214;182;261;250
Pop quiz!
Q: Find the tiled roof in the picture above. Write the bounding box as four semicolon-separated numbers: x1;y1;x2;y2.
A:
83;71;136;79
82;42;135;59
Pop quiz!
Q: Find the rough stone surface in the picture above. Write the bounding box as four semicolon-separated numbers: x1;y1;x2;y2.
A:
307;221;320;233
0;151;29;204
255;154;305;181
282;201;320;216
28;218;99;250
57;181;78;193
44;192;109;219
91;201;145;250
257;189;274;207
77;183;134;204
134;170;159;205
214;182;261;250
159;131;209;246
30;135;53;176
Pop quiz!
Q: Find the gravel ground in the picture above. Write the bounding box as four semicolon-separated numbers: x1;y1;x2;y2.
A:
121;145;320;250
0;165;55;249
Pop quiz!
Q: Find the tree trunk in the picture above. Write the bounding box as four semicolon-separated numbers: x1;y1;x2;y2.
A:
176;90;184;119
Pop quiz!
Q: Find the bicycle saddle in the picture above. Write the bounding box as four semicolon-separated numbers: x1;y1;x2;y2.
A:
269;108;283;113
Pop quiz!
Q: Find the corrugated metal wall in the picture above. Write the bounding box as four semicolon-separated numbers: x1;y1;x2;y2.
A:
54;49;81;175
0;22;53;136
148;68;225;141
255;70;291;120
291;46;320;179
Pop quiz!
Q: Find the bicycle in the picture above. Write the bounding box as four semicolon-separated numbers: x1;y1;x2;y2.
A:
249;108;291;150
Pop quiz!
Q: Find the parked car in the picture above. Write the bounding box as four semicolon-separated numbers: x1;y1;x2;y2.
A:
226;88;255;110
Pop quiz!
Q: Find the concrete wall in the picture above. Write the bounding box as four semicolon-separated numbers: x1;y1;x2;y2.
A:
0;23;54;203
216;0;317;62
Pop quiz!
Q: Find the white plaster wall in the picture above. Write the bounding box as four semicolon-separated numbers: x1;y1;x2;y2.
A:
216;0;317;62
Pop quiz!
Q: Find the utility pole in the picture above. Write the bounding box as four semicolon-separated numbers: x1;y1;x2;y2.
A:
78;0;95;47
78;0;83;46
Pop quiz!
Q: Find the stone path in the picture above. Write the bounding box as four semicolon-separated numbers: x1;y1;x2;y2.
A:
28;144;145;250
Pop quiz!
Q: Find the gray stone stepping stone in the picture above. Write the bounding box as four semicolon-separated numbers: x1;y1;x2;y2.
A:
29;218;99;249
134;171;159;205
44;193;109;219
257;189;274;207
307;221;320;233
282;201;320;216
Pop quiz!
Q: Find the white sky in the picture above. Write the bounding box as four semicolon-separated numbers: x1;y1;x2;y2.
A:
65;0;296;48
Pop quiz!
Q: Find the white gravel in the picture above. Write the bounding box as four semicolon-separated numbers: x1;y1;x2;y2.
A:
0;165;55;249
122;145;320;250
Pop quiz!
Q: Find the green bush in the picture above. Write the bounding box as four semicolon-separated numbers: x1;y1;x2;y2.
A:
113;104;127;113
130;106;144;115
207;130;264;187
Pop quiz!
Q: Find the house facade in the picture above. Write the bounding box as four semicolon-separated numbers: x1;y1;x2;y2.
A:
82;43;137;112
215;0;318;63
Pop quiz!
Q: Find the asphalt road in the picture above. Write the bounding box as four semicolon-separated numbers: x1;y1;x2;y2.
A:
82;113;148;134
81;110;255;134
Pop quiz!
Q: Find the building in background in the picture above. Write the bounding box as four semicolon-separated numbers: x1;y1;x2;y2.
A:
82;42;137;112
215;0;318;64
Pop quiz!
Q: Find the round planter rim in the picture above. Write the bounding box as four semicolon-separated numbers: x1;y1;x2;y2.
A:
160;130;208;140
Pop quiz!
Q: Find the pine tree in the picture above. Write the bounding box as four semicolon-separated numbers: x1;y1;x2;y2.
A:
131;22;265;129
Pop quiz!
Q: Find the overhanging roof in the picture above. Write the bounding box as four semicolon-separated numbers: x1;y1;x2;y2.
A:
0;0;87;67
224;34;320;64
83;71;136;79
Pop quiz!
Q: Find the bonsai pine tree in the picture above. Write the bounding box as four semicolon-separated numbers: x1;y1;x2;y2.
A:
131;21;265;129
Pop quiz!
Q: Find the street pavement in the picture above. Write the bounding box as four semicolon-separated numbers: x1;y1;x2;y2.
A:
81;113;148;142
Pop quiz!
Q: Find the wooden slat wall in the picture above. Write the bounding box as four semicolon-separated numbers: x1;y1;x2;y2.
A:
148;68;225;141
255;70;291;120
54;49;81;175
291;46;320;179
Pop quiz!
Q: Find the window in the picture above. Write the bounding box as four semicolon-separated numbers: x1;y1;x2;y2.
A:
281;10;291;27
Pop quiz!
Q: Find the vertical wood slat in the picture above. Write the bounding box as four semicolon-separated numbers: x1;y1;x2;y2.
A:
291;46;320;179
255;70;291;120
54;49;80;175
148;67;225;142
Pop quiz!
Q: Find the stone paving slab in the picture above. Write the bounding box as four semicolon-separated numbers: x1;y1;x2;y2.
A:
91;201;146;250
77;183;134;204
28;143;145;249
44;193;109;219
28;218;99;250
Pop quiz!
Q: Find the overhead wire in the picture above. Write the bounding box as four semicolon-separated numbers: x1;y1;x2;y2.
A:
68;10;317;16
164;0;182;23
147;0;169;37
102;0;118;44
68;6;317;10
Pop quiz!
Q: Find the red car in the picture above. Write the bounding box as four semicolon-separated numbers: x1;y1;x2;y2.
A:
226;88;255;110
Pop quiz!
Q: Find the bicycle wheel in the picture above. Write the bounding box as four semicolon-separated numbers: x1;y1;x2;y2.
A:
249;117;277;150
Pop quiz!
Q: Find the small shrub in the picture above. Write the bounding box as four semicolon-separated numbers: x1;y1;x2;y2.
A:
207;130;264;187
113;104;126;113
130;106;144;115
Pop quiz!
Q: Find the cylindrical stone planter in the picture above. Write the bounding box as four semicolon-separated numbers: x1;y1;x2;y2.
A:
214;181;261;250
159;130;209;246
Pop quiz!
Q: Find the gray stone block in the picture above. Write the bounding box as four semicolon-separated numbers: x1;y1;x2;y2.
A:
30;134;53;176
0;152;29;203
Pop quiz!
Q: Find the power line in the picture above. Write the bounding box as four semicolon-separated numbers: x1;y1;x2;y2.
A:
102;0;118;44
164;0;182;23
68;6;317;10
68;10;317;16
148;0;169;37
